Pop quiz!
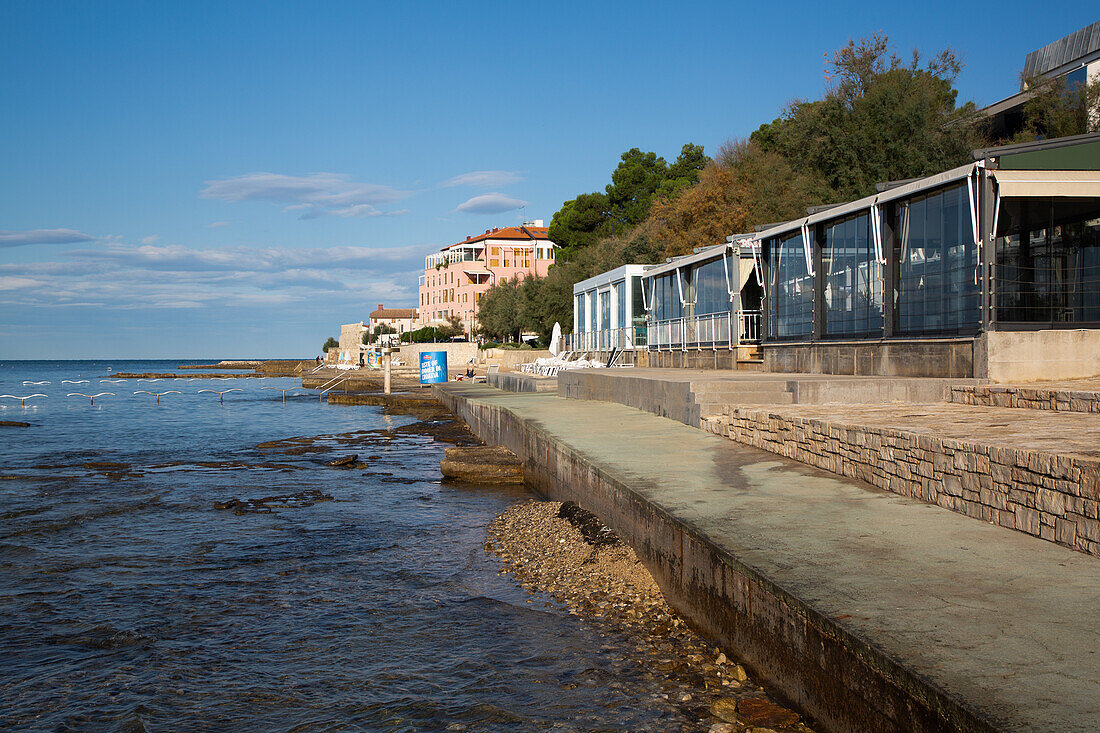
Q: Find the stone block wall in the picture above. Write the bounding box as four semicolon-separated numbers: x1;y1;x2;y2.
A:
703;409;1100;557
764;339;975;378
950;385;1100;414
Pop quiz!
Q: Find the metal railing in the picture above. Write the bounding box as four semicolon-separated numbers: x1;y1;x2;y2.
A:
739;310;761;344
565;327;637;351
646;310;762;351
316;374;349;399
567;312;761;353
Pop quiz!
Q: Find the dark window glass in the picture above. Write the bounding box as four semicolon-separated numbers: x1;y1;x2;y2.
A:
767;231;813;340
995;197;1100;324
693;258;731;316
575;294;585;332
895;183;981;336
823;212;884;337
614;281;626;329
653;273;683;322
599;290;611;330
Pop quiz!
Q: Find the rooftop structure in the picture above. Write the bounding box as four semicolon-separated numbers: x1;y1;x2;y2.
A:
981;20;1100;138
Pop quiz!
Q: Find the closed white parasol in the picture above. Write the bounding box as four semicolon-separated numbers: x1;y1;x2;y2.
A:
549;322;562;356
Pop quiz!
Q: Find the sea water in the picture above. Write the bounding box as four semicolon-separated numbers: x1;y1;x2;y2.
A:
0;361;692;732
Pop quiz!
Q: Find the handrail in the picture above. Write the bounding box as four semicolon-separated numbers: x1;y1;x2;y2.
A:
316;374;349;398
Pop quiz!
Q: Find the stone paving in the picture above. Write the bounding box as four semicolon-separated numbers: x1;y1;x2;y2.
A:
704;401;1100;556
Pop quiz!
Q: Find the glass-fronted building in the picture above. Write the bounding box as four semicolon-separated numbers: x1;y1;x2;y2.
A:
754;133;1100;379
570;265;654;352
638;241;763;368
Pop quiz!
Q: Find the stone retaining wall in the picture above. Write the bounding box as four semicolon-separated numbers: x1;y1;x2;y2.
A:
435;384;1000;733
703;409;1100;557
950;385;1100;414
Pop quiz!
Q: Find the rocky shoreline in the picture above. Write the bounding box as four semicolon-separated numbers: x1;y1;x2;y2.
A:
486;501;813;733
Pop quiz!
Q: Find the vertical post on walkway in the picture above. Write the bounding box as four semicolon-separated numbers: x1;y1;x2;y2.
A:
383;347;391;395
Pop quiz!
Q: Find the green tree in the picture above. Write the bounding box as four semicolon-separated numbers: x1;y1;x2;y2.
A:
659;142;709;198
606;148;670;227
322;336;338;353
548;192;611;254
476;278;522;341
752;34;985;202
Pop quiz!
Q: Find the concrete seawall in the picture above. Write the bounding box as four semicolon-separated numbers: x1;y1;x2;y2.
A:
434;383;1100;733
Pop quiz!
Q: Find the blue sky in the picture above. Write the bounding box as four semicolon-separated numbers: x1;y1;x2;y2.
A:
2;1;1096;358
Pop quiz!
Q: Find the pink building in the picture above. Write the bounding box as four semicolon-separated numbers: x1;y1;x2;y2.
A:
417;221;557;332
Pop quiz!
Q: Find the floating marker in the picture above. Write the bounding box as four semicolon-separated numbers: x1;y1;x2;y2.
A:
0;394;48;407
260;386;299;403
133;390;181;405
197;388;243;404
66;392;115;405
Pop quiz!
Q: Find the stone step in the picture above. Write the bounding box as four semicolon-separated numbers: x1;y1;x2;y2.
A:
697;392;795;414
692;381;793;396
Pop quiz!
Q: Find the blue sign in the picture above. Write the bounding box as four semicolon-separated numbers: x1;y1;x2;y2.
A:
419;351;448;384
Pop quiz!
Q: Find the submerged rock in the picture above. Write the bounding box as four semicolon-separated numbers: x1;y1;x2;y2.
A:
737;697;799;727
0;420;31;427
440;446;523;484
326;454;359;467
214;489;333;514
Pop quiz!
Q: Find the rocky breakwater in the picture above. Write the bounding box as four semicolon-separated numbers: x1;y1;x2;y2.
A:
440;446;523;484
487;500;811;733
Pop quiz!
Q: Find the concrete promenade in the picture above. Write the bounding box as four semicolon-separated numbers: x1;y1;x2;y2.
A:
436;382;1100;733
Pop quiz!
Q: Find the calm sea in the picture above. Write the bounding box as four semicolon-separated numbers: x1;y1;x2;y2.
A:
0;360;688;732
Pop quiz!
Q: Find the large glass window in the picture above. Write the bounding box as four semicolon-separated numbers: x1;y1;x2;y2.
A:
823;213;884;337
767;231;813;340
895;183;980;336
995;197;1100;324
575;294;586;333
651;273;683;321
614;281;626;330
588;292;597;331
599;290;611;330
692;258;730;316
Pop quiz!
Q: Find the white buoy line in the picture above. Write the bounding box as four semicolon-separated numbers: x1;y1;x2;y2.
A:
197;388;244;404
0;394;48;406
66;392;116;405
2;381;302;408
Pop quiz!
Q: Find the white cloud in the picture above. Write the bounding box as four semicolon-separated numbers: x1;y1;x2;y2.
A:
141;235;159;244
200;172;410;219
441;170;523;188
0;228;96;247
454;193;528;215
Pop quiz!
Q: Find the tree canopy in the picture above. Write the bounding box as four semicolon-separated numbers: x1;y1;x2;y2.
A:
548;143;708;259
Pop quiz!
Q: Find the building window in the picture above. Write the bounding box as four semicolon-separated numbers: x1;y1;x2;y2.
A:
767;231;813;340
995;196;1100;324
490;259;499;267
823;212;884;337
576;293;586;332
692;258;729;316
599;290;611;330
895;183;980;336
652;273;683;322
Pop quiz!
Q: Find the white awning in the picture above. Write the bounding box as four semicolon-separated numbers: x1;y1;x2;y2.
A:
991;169;1100;197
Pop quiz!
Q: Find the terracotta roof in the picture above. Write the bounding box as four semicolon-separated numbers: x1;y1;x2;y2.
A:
453;225;551;247
370;306;417;320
